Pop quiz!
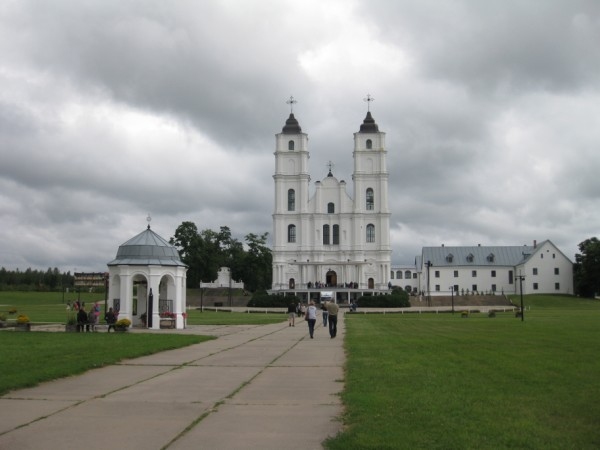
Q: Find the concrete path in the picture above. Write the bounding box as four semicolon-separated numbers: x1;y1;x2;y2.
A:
0;315;345;450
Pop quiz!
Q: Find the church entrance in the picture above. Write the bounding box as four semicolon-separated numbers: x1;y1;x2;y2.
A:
326;270;337;287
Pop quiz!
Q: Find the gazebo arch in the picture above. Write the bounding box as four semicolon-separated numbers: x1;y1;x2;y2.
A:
107;225;187;330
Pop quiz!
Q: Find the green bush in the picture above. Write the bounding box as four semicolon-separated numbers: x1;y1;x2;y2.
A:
247;291;299;307
357;290;411;308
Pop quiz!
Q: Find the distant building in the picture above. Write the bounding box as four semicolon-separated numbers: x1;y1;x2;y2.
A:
416;240;573;296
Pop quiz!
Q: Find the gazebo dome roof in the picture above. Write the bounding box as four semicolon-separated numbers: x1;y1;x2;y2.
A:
107;226;186;267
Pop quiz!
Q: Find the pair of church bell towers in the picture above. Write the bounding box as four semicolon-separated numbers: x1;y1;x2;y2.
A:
271;98;391;296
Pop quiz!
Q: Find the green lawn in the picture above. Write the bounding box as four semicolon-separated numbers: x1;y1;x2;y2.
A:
326;295;600;449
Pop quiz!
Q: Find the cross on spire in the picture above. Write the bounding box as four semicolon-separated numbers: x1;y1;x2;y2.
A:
326;160;335;175
363;94;374;111
286;95;297;113
146;214;152;229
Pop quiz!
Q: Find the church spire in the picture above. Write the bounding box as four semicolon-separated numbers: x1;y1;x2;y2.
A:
282;95;302;134
359;94;379;133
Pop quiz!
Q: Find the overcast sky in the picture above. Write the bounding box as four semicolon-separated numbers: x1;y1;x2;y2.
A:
1;0;599;273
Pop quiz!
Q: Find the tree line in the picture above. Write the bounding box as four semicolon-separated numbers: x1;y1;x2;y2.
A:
0;267;74;291
169;222;272;292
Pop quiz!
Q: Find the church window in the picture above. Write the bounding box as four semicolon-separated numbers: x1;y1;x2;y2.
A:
288;140;295;151
366;188;374;210
405;270;411;279
366;224;375;243
287;224;296;243
323;225;330;245
328;202;335;213
390;271;395;279
366;139;372;149
333;224;339;245
397;271;403;279
288;189;295;211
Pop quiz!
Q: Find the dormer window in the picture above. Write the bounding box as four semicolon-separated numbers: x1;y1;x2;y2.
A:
288;140;295;151
487;253;495;262
446;253;454;263
466;253;474;263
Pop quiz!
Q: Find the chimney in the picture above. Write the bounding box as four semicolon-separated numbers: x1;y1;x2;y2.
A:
533;240;537;248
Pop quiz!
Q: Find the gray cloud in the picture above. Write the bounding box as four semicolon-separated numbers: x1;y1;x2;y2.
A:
1;0;599;272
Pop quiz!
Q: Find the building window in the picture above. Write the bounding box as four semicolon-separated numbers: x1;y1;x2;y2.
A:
491;270;496;277
555;282;560;290
287;189;295;211
509;270;513;284
446;254;454;263
472;270;477;277
435;285;440;291
454;270;459;278
487;253;495;262
397;271;402;279
288;140;295;150
323;225;330;245
405;270;411;279
553;253;556;259
287;224;296;243
366;139;372;149
533;268;538;275
491;284;496;292
533;283;539;290
366;188;374;210
435;270;440;278
541;253;544;259
472;284;478;292
366;224;375;243
554;267;559;275
328;202;335;213
467;254;474;263
413;273;417;279
390;271;394;279
333;225;339;245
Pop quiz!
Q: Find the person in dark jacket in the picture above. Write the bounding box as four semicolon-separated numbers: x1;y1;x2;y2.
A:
77;307;88;332
105;307;117;332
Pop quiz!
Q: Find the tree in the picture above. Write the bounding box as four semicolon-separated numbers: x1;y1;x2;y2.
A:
241;232;272;292
574;237;600;298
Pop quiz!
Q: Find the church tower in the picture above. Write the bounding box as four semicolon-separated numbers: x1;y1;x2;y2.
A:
271;98;391;300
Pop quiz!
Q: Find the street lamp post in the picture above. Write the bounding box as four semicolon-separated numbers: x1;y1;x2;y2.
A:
425;260;432;307
450;286;454;314
516;273;525;322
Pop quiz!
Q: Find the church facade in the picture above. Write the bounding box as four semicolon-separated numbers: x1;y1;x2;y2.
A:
271;106;392;301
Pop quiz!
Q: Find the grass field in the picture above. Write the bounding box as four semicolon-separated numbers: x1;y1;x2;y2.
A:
326;295;600;449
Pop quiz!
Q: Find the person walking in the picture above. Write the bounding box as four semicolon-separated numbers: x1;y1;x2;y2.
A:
105;307;117;332
287;301;296;327
326;300;339;338
322;302;329;327
305;300;318;339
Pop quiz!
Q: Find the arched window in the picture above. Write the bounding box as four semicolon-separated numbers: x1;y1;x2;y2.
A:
366;139;372;149
287;189;295;211
288;140;295;150
287;224;296;243
333;224;339;245
328;202;335;213
390;271;395;279
366;224;375;243
323;225;330;245
366;188;374;210
405;270;411;279
397;271;403;279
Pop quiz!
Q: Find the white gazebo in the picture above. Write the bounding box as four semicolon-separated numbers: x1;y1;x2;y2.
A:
107;225;187;329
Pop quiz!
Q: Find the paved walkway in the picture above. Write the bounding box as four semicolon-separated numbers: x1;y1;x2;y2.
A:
0;315;345;450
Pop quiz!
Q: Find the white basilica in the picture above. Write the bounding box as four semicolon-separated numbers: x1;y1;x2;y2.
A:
271;102;391;303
